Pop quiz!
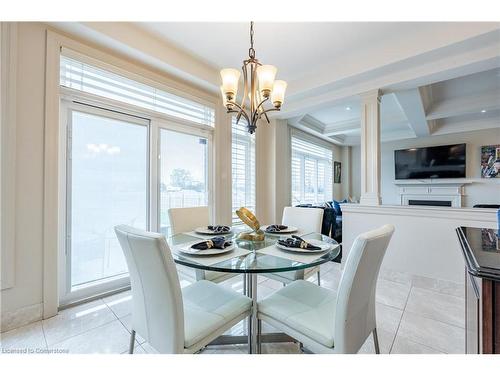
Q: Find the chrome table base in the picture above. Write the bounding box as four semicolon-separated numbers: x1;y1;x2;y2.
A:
207;273;296;354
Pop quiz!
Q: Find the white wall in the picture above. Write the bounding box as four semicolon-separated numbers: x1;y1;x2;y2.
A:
342;204;498;284
351;128;500;206
1;22;46;331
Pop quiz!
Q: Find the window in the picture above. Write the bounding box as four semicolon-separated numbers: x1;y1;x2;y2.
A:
231;117;256;223
159;130;209;236
291;136;333;205
59;53;215;303
60;55;215;127
67;107;149;289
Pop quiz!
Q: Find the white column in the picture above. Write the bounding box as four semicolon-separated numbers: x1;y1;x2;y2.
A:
255;118;290;224
213;106;233;225
359;89;381;205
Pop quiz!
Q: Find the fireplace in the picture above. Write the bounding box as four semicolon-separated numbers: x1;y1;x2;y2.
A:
394;181;469;208
408;199;452;207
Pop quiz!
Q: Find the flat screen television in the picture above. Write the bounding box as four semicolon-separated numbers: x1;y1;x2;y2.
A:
394;143;466;179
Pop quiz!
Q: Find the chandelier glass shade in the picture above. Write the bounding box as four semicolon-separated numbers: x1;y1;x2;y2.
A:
220;22;287;134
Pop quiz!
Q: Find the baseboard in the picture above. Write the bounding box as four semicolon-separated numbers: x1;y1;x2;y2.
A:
1;303;43;333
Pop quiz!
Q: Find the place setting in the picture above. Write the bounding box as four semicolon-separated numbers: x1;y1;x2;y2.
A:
261;224;298;234
178;236;235;256
174;234;252;267
185;225;234;239
257;233;337;264
276;235;332;253
194;225;232;235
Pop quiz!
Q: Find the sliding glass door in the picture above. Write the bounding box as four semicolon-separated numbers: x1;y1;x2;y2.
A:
158;129;209;236
64;104;149;297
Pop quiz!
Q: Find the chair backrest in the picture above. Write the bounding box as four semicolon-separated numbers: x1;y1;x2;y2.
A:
282;206;324;234
333;224;395;353
115;225;185;353
168;206;209;235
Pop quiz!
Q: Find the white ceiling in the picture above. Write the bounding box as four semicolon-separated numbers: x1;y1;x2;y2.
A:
310;101;360;125
137;22;445;82
52;22;500;145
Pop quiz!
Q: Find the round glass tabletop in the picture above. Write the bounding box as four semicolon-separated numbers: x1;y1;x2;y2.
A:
168;229;340;274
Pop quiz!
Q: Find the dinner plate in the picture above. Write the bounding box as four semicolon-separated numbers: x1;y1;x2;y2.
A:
194;226;232;235
262;225;298;234
178;243;235;256
276;239;332;253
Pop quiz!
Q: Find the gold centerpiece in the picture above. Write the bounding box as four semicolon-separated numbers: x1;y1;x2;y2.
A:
236;207;265;241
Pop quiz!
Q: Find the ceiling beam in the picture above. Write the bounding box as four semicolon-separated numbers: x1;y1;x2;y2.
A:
432;113;500;136
298;114;326;133
287;115;345;145
323;120;360;136
426;89;500;121
393;88;431;137
343;128;417;146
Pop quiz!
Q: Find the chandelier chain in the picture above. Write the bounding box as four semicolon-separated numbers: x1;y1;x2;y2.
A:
249;21;255;59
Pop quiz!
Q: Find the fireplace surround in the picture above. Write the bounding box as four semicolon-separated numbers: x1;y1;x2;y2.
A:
394;180;471;208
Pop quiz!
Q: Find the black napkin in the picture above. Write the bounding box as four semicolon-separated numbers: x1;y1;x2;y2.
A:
265;224;289;233
207;225;231;233
191;236;232;250
278;235;321;250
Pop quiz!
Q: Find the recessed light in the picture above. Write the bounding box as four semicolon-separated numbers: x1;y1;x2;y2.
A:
345;106;351;111
481;109;487;113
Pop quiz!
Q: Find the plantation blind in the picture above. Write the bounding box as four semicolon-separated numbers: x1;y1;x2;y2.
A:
291;136;333;205
60;55;215;127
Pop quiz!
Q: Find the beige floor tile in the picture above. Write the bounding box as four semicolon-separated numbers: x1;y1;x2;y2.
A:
391;334;444;354
201;344;247;354
42;299;117;346
50;320;130;354
376;278;411;310
397;311;465;354
405;287;465;328
118;315;146;344
376;303;403;335
103;290;132;318
358;328;395;354
411;275;465;298
378;268;413;286
0;321;47;352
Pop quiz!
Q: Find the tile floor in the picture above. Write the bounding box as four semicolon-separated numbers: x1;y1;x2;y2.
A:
0;262;465;354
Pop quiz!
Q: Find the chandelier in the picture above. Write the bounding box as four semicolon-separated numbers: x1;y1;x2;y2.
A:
220;22;287;134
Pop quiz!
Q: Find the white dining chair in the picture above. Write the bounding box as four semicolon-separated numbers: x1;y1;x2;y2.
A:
168;206;235;285
168;206;210;236
257;224;395;354
264;206;324;286
115;225;252;354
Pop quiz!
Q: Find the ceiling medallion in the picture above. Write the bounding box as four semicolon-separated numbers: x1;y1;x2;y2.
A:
220;22;287;134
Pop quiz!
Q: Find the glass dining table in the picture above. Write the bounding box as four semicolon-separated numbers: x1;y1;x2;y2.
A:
168;228;340;354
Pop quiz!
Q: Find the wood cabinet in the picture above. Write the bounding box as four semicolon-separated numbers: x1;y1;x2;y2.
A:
465;272;481;354
465;273;500;354
458;227;500;354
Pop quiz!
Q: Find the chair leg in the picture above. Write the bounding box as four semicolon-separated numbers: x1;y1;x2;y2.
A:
129;330;136;354
372;328;380;354
317;270;321;286
243;274;247;295
257;319;262;354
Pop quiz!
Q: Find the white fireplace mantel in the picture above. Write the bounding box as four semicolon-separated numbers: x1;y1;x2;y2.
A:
394;180;473;208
